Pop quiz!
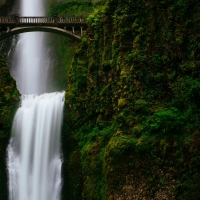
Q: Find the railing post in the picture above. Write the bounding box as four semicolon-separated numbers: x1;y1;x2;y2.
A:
14;16;19;24
53;16;59;25
72;27;74;34
80;27;83;37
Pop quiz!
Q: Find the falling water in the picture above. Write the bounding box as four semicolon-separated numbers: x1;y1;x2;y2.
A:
7;0;64;200
7;92;64;200
10;0;49;94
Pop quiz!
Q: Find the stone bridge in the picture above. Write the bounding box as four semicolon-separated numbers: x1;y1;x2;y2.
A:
0;16;87;42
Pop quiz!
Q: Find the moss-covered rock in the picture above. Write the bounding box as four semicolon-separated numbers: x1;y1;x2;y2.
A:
0;0;16;15
64;0;200;199
47;1;98;90
0;53;19;199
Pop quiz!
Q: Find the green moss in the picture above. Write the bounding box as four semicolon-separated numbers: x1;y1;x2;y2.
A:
0;53;19;199
118;98;127;107
48;1;94;17
47;1;97;90
64;0;200;199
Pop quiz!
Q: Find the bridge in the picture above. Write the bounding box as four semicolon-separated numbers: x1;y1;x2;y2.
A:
0;16;87;42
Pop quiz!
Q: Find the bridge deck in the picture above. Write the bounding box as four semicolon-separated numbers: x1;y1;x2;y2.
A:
0;16;87;27
0;16;87;42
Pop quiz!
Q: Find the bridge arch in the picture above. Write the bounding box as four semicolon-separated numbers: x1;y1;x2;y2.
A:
0;27;81;42
0;16;87;42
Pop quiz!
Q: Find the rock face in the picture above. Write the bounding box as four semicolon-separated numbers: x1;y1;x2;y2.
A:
0;0;16;15
0;53;19;199
63;0;200;199
0;0;19;198
0;0;6;6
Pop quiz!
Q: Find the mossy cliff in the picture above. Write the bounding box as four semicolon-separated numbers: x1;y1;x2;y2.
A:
0;0;16;15
63;0;200;199
47;1;97;90
0;54;19;199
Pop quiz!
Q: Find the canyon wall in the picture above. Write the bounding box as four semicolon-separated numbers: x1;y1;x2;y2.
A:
63;0;200;199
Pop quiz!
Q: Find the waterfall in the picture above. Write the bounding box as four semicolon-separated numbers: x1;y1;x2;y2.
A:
7;0;65;200
11;0;49;94
7;92;64;200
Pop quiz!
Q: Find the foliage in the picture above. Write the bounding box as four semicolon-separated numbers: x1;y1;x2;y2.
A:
63;0;200;199
143;107;185;136
47;0;97;90
48;1;94;17
0;0;16;15
0;53;19;200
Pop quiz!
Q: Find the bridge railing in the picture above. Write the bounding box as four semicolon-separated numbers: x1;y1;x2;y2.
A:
0;17;86;24
0;17;14;23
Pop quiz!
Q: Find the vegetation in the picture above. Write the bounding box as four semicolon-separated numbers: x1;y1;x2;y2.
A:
48;0;94;17
47;0;98;90
0;0;16;15
63;0;200;199
0;0;200;199
0;53;19;199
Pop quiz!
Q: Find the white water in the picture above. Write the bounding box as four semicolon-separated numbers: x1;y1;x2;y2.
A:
7;92;65;200
11;0;49;94
7;0;65;200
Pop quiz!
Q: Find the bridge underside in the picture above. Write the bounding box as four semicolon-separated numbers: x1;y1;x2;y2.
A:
0;27;81;42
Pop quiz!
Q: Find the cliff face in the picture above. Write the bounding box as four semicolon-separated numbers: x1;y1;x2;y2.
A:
0;1;19;199
0;0;6;6
0;0;16;15
0;54;19;199
47;1;96;90
64;0;200;199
